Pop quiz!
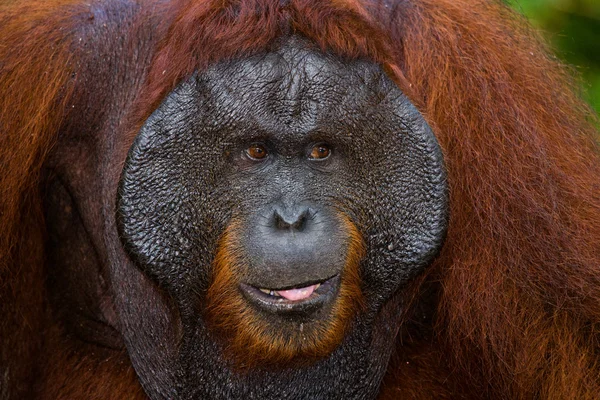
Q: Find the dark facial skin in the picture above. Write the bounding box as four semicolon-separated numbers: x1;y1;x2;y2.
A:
46;35;447;399
116;36;448;399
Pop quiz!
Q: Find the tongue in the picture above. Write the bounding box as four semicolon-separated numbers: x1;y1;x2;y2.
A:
276;284;317;301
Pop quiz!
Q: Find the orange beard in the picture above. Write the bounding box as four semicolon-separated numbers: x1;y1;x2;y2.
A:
204;215;365;369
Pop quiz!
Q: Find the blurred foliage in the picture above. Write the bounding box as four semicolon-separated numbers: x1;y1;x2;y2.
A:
509;0;600;114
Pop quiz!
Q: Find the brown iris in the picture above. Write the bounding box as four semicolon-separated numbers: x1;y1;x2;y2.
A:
309;144;331;160
246;144;268;160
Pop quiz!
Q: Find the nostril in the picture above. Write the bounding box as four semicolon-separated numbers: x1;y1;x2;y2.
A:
272;208;311;231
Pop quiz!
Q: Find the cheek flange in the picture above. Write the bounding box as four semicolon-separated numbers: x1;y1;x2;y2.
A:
117;77;225;295
358;93;448;298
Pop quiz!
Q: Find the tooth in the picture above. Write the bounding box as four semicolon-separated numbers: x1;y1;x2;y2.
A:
315;283;321;290
270;290;275;296
259;288;270;295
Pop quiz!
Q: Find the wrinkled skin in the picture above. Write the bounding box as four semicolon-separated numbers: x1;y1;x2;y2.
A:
46;36;447;399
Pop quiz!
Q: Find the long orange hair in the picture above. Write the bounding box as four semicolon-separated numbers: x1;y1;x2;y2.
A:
1;0;598;398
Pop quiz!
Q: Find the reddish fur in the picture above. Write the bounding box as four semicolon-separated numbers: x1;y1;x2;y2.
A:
1;0;599;398
0;2;79;397
33;326;144;400
385;1;600;397
123;0;402;130
205;216;365;368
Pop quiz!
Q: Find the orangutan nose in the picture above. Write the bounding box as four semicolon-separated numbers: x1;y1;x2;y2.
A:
242;203;346;292
271;206;311;232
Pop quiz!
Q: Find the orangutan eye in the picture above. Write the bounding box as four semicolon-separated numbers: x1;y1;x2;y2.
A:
245;144;268;160
309;143;331;160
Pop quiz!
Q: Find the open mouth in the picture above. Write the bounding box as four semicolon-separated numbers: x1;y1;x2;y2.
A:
240;275;339;315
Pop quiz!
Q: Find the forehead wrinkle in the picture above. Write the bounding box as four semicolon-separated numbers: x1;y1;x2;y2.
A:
196;37;396;145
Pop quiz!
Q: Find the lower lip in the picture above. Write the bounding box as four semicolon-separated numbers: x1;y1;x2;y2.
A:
239;276;340;315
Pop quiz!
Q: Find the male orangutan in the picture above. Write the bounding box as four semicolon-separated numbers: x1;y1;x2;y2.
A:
1;0;599;399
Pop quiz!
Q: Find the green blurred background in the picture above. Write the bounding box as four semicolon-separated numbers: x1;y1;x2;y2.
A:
509;0;600;114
